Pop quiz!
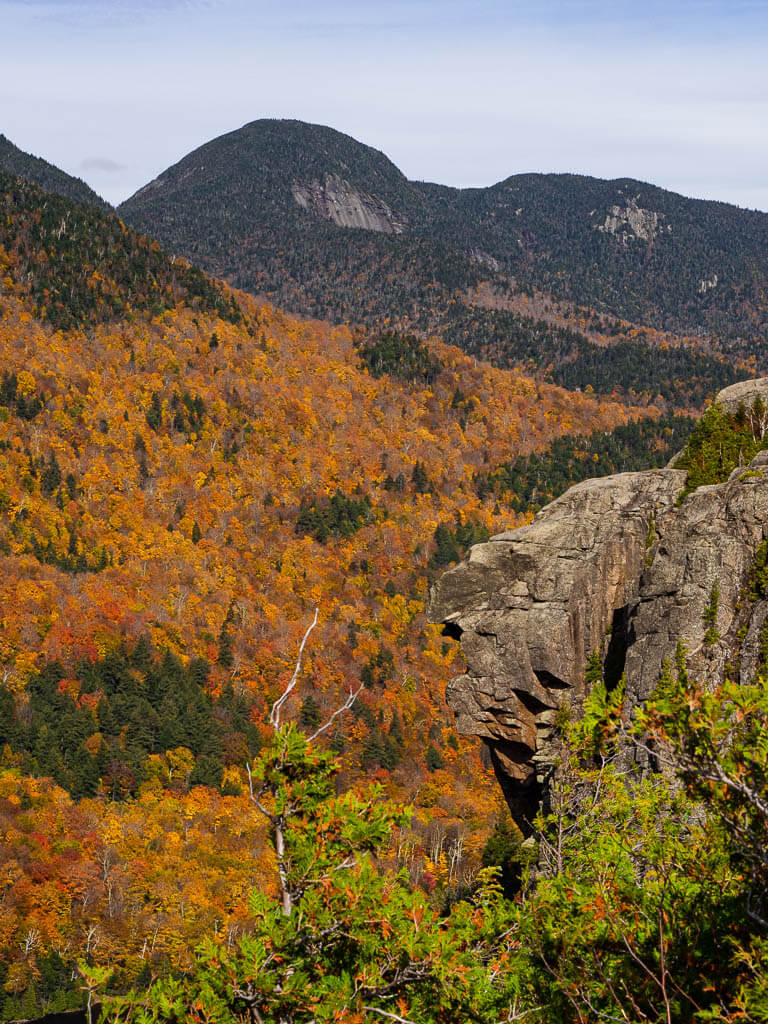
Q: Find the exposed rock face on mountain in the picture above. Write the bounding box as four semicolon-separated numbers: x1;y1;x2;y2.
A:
596;196;668;244
292;175;407;233
430;381;768;827
117;119;768;347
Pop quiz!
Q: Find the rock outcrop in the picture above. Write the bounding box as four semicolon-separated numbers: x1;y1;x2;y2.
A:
712;377;768;414
595;196;669;244
292;175;407;234
429;382;768;828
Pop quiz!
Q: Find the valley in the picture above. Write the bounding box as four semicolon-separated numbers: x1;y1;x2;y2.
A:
0;119;766;1022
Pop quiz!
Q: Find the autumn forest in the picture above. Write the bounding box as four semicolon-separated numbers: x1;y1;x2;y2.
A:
1;123;767;1024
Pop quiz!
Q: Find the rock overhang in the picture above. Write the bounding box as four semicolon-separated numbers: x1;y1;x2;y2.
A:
429;382;768;827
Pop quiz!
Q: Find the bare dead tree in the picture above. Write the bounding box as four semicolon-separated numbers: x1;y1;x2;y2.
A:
268;607;319;729
247;608;362;917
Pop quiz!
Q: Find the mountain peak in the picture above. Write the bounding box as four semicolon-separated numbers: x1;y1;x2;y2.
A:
118;118;768;354
0;133;110;211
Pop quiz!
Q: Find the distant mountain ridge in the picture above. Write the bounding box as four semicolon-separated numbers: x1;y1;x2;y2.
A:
117;118;768;354
0;122;756;408
0;134;110;211
119;119;452;327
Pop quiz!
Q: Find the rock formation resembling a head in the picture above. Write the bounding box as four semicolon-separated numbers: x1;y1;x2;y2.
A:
429;379;768;829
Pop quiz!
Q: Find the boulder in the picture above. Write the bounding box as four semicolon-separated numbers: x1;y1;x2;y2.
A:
710;377;768;415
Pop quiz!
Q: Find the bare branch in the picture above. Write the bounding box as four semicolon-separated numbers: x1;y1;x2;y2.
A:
270;608;319;729
245;763;273;822
363;1007;418;1024
308;683;364;742
492;1003;546;1023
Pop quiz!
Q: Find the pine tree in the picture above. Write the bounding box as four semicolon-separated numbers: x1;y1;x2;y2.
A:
299;695;321;729
426;743;445;772
40;450;62;497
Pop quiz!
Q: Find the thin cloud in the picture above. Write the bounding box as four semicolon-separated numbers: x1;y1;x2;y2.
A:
1;0;223;27
79;156;126;173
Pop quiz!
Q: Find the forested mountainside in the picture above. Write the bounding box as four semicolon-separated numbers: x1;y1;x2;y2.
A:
422;171;768;339
0;135;110;212
0;171;690;1020
118;120;476;330
1;158;767;1023
436;303;745;408
117;118;768;372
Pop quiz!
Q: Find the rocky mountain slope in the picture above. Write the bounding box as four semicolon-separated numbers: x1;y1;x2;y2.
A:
117;119;768;355
117;119;471;330
2;125;745;409
0;134;110;211
430;377;768;828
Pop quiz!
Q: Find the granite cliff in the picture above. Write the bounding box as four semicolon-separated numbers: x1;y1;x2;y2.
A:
429;380;768;828
292;175;407;233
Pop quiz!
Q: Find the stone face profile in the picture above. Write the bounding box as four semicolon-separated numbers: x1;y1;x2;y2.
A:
429;381;768;827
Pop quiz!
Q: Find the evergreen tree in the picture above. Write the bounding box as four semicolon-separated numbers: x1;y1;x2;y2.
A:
145;391;162;431
40;450;62;497
218;604;236;669
299;695;321;729
482;808;523;897
411;459;430;493
430;522;460;567
109;723;518;1024
426;743;445;772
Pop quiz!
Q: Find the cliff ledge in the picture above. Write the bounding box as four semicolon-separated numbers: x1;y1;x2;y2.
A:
429;381;768;826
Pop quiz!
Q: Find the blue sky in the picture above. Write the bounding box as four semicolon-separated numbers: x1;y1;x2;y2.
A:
2;0;767;209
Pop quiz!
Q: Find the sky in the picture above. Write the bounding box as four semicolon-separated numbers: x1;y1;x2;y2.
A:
2;0;767;210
